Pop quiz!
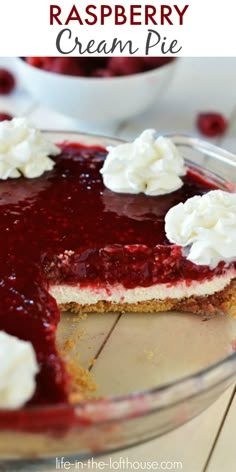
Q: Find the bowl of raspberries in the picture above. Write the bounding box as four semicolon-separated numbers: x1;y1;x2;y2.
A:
16;57;176;127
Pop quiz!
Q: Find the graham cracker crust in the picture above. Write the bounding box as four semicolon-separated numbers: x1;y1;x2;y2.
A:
59;279;236;316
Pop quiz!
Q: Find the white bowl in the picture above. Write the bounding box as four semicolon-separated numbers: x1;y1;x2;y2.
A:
15;58;176;128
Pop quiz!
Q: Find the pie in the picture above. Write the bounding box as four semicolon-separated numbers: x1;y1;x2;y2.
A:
0;132;235;406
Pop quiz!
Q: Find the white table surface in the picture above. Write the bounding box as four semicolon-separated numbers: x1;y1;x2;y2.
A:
1;57;236;472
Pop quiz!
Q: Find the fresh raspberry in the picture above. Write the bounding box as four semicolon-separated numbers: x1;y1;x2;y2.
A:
49;58;86;77
24;56;175;78
25;57;45;68
0;69;15;95
197;112;228;137
142;57;175;70
39;58;58;71
92;68;115;78
108;57;144;76
83;58;109;75
0;112;13;121
25;57;59;72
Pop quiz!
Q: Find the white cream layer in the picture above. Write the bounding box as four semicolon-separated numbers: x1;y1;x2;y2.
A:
49;269;236;306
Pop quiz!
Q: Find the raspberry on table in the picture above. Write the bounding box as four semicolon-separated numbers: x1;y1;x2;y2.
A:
197;112;228;137
0;69;15;95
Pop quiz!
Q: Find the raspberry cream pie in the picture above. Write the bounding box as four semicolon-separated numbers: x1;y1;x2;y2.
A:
0;119;235;408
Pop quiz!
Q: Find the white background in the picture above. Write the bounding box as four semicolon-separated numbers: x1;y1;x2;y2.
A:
1;0;236;56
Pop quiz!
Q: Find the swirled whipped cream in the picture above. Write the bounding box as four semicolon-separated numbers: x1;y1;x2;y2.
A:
0;331;39;409
0;118;60;179
165;190;236;268
100;129;186;196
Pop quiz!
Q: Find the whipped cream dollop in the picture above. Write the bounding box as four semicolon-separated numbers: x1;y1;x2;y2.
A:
0;118;60;179
165;190;236;268
100;129;186;196
0;331;39;409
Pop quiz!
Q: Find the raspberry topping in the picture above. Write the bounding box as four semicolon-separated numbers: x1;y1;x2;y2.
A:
0;68;15;95
197;112;228;137
0;142;224;406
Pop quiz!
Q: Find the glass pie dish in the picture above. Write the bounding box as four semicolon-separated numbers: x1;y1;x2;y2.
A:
0;131;236;463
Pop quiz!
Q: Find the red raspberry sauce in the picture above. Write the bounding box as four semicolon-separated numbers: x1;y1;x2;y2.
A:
0;142;225;406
